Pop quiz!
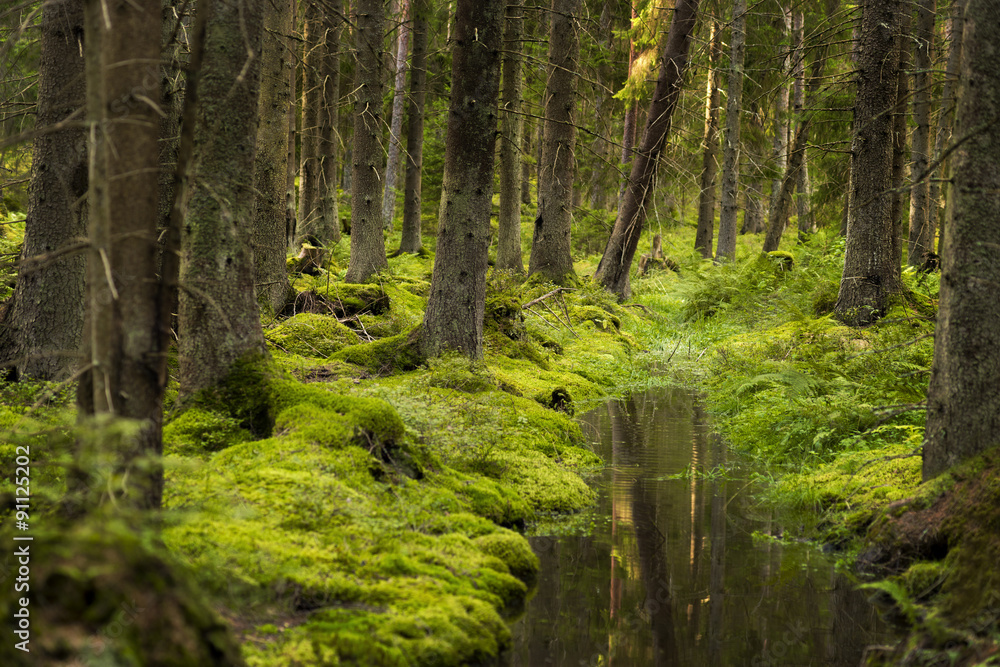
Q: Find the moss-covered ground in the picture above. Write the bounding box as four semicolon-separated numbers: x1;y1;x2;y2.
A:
2;200;995;665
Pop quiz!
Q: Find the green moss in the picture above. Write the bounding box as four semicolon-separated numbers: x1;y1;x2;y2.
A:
426;353;497;393
264;313;360;357
570;305;621;331
163;407;252;456
473;530;540;584
332;329;424;374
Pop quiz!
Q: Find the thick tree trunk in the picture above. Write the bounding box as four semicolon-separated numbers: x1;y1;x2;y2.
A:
345;0;389;283
296;1;322;243
253;0;294;315
398;0;428;254
714;0;747;261
792;9;814;236
834;0;902;327
178;0;268;398
420;0;504;358
317;2;343;248
496;0;525;273
528;0;581;285
158;0;185;239
79;0;167;510
923;0;1000;479
906;0;936;265
927;3;964;255
0;0;87;382
594;0;700;298
381;0;410;229
694;20;721;259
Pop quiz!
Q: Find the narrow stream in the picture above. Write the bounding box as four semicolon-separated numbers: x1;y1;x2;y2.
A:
505;386;892;666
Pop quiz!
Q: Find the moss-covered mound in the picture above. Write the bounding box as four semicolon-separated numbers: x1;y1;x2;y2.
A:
855;448;1000;665
0;520;245;667
265;313;361;357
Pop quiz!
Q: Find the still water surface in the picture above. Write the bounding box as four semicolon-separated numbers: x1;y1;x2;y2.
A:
505;386;891;666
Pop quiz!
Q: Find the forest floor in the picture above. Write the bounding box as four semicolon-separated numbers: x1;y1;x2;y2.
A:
1;211;998;666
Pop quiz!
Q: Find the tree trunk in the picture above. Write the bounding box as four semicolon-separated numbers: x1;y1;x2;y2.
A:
595;0;701;298
381;0;410;229
889;8;911;272
767;4;792;225
792;9;814;237
694;20;721;259
834;0;902;327
496;0;525;273
714;0;747;261
398;0;428;254
617;4;639;215
296;1;322;244
528;0;581;285
420;0;503;358
923;0;1000;479
158;0;185;239
906;0;935;265
521;114;533;205
345;0;389;283
0;0;87;382
318;2;344;248
178;0;268;399
762;120;809;252
285;0;297;248
587;1;615;211
253;0;294;315
79;0;167;510
927;2;964;255
742;174;765;234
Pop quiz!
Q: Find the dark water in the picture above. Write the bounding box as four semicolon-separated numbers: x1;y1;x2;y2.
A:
505;387;891;666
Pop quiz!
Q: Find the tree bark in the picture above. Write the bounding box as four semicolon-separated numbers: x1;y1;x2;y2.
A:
767;4;792;227
792;9;815;237
694;20;721;259
496;0;525;273
528;0;581;285
762;120;809;252
398;0;428;254
381;0;410;229
714;0;747;261
0;0;87;381
296;1;322;243
617;4;639;215
586;1;615;211
420;0;504;359
178;0;268;399
253;0;294;315
521;114;533;205
834;0;902;327
923;0;1000;479
284;0;297;248
906;0;936;265
927;2;964;256
594;0;700;298
889;8;911;272
79;0;167;510
345;0;389;283
318;2;344;248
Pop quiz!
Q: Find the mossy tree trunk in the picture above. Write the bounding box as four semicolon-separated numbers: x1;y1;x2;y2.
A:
0;0;87;381
284;0;297;248
398;0;429;255
496;0;525;274
834;0;903;327
318;2;343;248
528;0;580;285
694;20;721;259
420;0;504;359
178;0;268;400
713;0;747;262
296;1;322;243
252;0;294;315
594;0;700;299
907;0;937;264
344;0;389;283
923;0;1000;479
79;0;168;510
381;0;410;230
617;4;639;215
